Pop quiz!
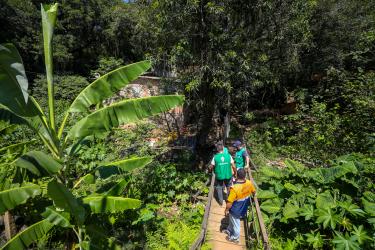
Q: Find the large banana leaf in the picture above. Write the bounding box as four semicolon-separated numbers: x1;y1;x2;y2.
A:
0;184;41;214
1;219;53;250
41;3;58;130
42;207;71;228
82;196;141;214
104;179;129;196
16;151;62;176
69;60;151;113
73;173;95;189
58;60;151;138
47;180;85;225
98;157;153;179
0;106;28;125
0;44;38;117
102;156;153;172
67;95;184;139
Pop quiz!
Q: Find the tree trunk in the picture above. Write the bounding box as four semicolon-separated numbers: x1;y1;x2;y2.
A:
195;79;216;165
4;211;16;240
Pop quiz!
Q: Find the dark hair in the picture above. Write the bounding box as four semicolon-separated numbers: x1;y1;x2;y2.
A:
216;141;224;151
237;168;246;179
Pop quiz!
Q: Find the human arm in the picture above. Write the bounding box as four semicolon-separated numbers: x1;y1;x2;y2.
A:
243;150;250;169
209;157;215;172
225;202;232;216
230;155;237;177
225;187;236;215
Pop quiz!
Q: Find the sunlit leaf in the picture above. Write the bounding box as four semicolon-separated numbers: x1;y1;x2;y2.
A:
68;61;151;113
0;184;41;214
16;151;62;176
332;232;360;250
260;198;282;214
42;207;71;228
0;44;39;117
82;196;141;214
1;219;53;250
67;95;184;139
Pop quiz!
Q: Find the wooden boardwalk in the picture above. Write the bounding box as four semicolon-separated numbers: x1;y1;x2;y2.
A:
206;195;246;250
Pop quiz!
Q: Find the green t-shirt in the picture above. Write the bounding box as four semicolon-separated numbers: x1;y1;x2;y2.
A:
235;148;247;169
212;152;232;180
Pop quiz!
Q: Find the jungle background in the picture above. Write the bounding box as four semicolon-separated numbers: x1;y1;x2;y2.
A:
0;0;374;249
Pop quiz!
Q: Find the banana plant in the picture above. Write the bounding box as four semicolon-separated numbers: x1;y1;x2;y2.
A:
0;3;184;249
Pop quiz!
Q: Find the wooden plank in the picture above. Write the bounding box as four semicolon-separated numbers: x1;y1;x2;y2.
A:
207;240;246;250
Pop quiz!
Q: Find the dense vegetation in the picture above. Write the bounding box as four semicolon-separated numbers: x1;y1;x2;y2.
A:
0;0;374;249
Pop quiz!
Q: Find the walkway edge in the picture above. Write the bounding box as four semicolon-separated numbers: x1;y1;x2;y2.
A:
190;173;216;250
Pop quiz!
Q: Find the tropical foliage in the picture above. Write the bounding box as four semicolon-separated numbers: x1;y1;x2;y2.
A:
254;156;374;249
0;3;183;249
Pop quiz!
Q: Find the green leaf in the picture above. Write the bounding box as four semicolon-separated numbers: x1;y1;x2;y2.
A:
256;190;278;199
16;151;62;176
316;191;336;209
41;3;58;130
260;198;282;214
312;161;358;184
259;166;284;179
67;95;184;139
82;196;141;214
367;218;375;228
47;180;85;225
338;200;365;217
105;179;129;196
332;232;360;250
305;231;323;249
68;60;151;113
298;204;314;221
73;174;95;189
42;207;71;228
315;208;340;230
282;200;299;220
284;183;301;192
361;198;375;216
0;184;41;214
284;159;306;173
101;156;153;172
0;44;39;117
283;239;298;250
363;191;375;202
351;225;370;245
1;219;53;250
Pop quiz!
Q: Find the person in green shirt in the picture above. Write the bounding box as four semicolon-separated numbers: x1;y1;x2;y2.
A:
209;142;237;206
233;140;250;169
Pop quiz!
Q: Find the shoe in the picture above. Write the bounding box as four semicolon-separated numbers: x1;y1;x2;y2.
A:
222;229;230;236
226;236;239;243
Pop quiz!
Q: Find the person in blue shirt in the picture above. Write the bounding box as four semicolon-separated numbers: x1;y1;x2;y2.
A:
223;168;256;243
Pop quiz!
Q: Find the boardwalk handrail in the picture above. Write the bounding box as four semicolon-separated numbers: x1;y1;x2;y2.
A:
245;166;271;250
241;125;271;250
190;173;215;250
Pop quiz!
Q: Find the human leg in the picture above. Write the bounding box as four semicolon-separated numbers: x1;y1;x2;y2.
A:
215;179;224;205
228;213;241;240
